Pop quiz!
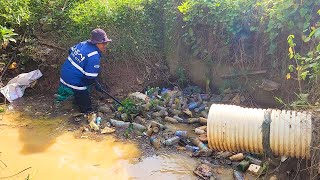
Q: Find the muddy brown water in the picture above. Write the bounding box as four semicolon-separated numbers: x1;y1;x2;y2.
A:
0;111;208;180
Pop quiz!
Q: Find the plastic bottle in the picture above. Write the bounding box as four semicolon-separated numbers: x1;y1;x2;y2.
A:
156;105;167;111
151;121;166;130
132;123;146;131
110;119;130;128
96;117;102;126
185;145;199;152
199;117;207;124
191;138;209;150
188;102;199;110
229;153;245;161
246;155;262;166
233;170;245;180
135;116;146;125
89;121;100;131
173;115;184;123
175;131;188;138
121;113;128;121
194;128;206;134
187;118;200;124
164;136;180;146
164;116;178;123
194;104;206;113
150;136;162;149
201;111;208;118
168;108;182;115
237;160;250;172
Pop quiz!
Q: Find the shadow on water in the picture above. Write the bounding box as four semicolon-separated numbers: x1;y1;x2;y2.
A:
8;112;67;154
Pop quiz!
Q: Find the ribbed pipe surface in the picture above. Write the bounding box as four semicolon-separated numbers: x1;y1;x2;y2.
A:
207;104;312;159
270;110;312;158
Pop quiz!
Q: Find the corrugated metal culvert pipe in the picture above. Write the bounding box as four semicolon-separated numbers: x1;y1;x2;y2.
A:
207;104;313;159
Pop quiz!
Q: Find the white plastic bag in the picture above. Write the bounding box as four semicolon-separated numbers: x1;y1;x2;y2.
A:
0;69;43;102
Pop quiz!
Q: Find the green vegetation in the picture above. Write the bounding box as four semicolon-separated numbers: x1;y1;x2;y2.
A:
0;0;319;107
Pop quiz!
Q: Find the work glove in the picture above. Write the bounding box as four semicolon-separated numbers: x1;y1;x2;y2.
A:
95;80;103;93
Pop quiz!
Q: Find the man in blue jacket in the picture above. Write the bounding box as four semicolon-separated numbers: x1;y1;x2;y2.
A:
57;28;112;113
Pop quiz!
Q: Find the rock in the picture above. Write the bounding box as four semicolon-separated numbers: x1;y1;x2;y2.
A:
193;164;213;179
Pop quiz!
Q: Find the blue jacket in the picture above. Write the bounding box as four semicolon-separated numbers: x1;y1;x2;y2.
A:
60;41;102;90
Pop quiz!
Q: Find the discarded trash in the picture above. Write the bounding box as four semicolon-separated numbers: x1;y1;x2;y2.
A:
247;164;262;176
121;113;128;121
188;101;200;110
164;136;180;146
153;110;168;117
135;116;147;125
132;123;146;131
199;117;207;124
87;113;97;123
200;111;208;118
150;136;162;149
168;109;182;115
89;121;100;131
191;138;209;150
183;109;193;117
194;104;206;113
246;155;262;165
195;128;206;134
187;118;199;124
233;170;245;180
216;151;233;159
150;121;166;130
155;105;166;111
237;160;250;172
173;115;184;123
198;134;208;142
110;119;129;128
101;127;115;134
164;116;179;123
96;116;102;126
193;164;213;179
0;69;43;102
229;153;245;161
185;145;199;152
175;130;188;138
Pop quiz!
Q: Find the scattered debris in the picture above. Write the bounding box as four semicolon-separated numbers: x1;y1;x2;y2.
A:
194;164;213;179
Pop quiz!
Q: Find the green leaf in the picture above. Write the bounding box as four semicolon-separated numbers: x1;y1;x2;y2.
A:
317;43;320;51
288;65;294;72
314;28;320;38
303;37;311;42
299;8;308;17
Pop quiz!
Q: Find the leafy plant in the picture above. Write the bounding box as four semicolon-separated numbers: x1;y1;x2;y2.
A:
286;10;320;93
0;26;17;49
119;98;139;117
